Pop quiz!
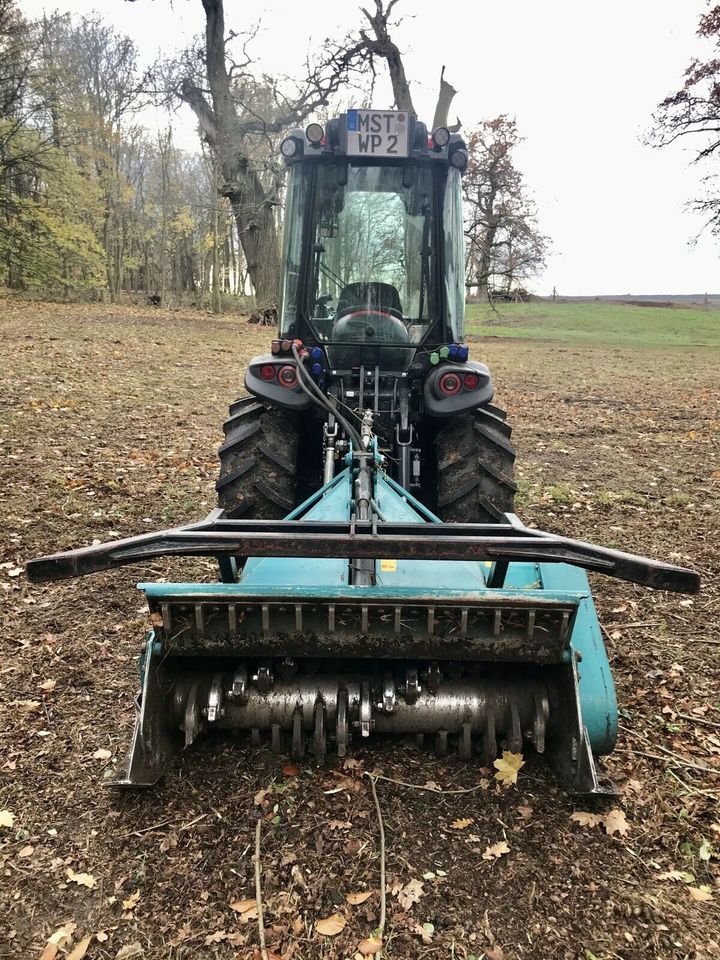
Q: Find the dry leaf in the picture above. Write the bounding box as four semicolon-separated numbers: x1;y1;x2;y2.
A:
517;805;533;820
657;870;692;883
493;751;524;785
254;787;272;806
482;841;510;860
396;877;424;910
688;886;714;902
358;937;383;955
315;913;346;936
0;809;15;828
345;890;373;905
115;944;143;959
67;935;92;960
329;819;353;830
159;831;177;853
67;868;97;889
122;890;140;911
203;930;227;944
450;817;474;830
486;947;507;960
570;811;602;828
282;763;299;777
96;932;109;943
18;844;33;857
230;898;258;922
422;780;441;792
93;748;112;761
40;679;57;692
602;809;629;837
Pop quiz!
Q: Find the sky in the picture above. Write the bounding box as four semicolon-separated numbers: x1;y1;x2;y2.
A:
23;0;720;295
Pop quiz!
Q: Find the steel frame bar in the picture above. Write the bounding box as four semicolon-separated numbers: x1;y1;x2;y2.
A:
27;510;700;593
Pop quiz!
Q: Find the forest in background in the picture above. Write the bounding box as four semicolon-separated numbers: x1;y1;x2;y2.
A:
0;0;556;311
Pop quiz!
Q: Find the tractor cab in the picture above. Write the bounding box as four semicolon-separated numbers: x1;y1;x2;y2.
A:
277;111;469;370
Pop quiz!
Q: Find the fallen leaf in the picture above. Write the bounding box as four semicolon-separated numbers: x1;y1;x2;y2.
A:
39;946;59;960
698;838;713;862
450;817;474;830
342;757;363;772
67;868;97;889
485;946;507;960
482;840;510;860
688;886;714;902
357;937;382;955
570;811;602;828
517;805;533;820
40;679;57;692
657;870;694;883
18;844;33;857
96;932;109;943
345;891;373;905
493;751;524;785
115;944;143;959
93;748;112;761
203;930;227;944
67;935;92;960
0;809;15;828
422;780;441;792
282;763;299;777
230;898;258;922
159;831;177;853
122;891;140;911
396;877;424;910
315;913;346;936
254;787;272;806
19;699;41;713
602;809;629;837
329;819;353;830
413;921;434;943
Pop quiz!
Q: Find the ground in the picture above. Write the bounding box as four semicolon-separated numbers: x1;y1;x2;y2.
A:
1;299;719;960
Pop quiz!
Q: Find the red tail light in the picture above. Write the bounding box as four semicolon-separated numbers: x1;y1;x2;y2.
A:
463;372;481;390
439;372;462;396
260;364;276;381
278;364;298;388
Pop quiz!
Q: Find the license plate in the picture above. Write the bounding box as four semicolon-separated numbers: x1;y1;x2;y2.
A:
346;110;410;157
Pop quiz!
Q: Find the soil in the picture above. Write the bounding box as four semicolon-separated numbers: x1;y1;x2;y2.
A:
1;302;719;960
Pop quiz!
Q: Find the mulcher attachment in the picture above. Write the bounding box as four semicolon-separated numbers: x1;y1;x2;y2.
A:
29;464;699;797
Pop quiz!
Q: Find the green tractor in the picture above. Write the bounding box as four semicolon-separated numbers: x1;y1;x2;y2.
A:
28;111;698;792
217;111;515;526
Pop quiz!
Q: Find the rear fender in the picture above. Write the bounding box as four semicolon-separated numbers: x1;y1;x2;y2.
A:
423;360;494;417
245;354;312;411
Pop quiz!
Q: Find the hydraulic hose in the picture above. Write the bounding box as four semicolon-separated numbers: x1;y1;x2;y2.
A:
291;344;365;451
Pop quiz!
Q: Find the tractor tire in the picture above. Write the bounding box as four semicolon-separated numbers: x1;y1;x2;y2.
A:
435;403;517;523
216;397;300;519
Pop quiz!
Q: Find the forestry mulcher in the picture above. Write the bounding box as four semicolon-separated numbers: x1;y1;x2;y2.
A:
28;111;699;794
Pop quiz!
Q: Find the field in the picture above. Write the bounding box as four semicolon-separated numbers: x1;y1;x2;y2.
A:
1;299;719;960
466;300;720;347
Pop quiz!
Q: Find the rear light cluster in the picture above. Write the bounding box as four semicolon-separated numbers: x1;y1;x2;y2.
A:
258;363;298;388
438;370;482;396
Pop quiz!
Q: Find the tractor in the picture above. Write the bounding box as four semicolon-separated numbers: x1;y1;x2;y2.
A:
27;110;699;794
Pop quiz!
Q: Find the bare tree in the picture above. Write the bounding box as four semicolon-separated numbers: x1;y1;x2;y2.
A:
651;4;720;234
463;117;548;300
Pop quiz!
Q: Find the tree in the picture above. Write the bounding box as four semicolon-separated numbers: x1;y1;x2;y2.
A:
157;0;459;311
463;117;548;300
652;4;720;233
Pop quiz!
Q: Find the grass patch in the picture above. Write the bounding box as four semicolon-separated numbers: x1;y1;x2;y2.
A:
465;301;720;348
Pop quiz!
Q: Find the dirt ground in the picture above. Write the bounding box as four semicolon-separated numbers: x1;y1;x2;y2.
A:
1;301;719;960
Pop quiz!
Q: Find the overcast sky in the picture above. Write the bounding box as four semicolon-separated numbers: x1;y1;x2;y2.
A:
24;0;720;295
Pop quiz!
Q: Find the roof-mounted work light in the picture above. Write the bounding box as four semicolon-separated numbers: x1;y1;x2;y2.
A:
280;136;303;159
305;123;324;145
449;146;469;171
432;126;450;150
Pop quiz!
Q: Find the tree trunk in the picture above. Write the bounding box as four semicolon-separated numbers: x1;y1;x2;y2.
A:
181;0;280;309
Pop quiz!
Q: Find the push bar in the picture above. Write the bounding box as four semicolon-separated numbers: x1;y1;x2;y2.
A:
26;511;700;593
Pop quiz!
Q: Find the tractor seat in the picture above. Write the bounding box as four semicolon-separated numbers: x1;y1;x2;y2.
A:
336;282;404;321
